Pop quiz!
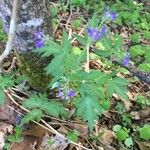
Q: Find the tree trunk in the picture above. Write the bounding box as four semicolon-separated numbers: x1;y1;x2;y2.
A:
0;0;52;92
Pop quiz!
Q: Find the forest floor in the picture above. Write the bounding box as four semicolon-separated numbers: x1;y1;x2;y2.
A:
0;0;150;150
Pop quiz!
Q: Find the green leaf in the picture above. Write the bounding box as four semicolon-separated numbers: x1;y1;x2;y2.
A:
113;35;123;51
76;94;104;131
124;137;133;147
0;90;5;105
23;94;67;117
138;63;150;72
50;6;58;18
130;33;140;43
116;128;128;141
74;35;87;46
21;109;43;124
113;125;122;132
87;13;100;28
62;30;71;53
67;130;79;143
33;40;63;57
79;83;105;100
129;45;144;58
107;77;128;100
143;31;150;40
45;54;66;76
139;124;150;140
0;74;14;89
42;101;67;117
71;0;86;6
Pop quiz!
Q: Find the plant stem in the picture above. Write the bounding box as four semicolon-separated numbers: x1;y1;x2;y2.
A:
85;44;90;73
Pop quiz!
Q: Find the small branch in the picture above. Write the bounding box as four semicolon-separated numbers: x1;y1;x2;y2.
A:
5;57;17;73
110;56;150;85
94;51;150;85
0;0;20;73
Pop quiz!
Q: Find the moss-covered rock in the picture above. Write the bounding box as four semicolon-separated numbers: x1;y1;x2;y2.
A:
18;52;52;92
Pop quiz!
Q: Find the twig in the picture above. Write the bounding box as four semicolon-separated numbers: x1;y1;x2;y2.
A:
0;0;20;73
71;27;85;43
53;0;70;34
5;57;17;73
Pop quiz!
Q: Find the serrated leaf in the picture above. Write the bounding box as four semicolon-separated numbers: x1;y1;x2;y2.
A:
107;77;128;100
79;83;105;99
0;90;5;105
0;74;14;89
45;54;66;76
113;125;122;132
23;94;67;117
42;101;67;117
124;137;133;147
88;13;100;28
139;124;150;140
74;35;87;45
33;40;63;57
22;109;43;124
62;30;71;53
76;94;104;131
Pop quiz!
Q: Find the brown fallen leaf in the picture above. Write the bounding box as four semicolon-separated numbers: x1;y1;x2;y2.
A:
131;106;150;120
37;133;68;150
11;136;39;150
0;131;5;149
0;98;17;124
136;141;150;150
0;122;13;149
99;128;115;145
23;124;51;138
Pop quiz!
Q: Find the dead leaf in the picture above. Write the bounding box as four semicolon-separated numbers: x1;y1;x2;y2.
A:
68;123;88;138
0;131;5;149
136;141;150;150
0;98;17;124
124;100;132;112
23;125;51;138
50;134;68;150
99;128;115;145
131;106;150;120
11;136;39;150
0;122;13;149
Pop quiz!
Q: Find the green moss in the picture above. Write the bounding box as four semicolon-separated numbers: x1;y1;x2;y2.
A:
17;52;52;92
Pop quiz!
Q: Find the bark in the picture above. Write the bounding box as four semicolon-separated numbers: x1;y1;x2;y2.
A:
0;0;52;92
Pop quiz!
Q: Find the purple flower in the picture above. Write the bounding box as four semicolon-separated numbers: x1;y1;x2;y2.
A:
34;31;43;39
67;89;75;98
87;26;107;41
123;53;130;66
56;88;65;99
56;87;75;100
35;39;44;48
34;31;44;48
104;11;118;21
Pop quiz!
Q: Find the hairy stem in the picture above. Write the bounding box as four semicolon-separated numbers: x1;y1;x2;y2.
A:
85;44;90;73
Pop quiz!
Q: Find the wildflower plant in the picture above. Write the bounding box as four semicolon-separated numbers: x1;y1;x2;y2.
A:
30;11;129;131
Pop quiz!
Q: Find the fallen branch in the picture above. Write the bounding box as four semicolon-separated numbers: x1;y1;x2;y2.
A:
94;51;150;85
0;0;20;72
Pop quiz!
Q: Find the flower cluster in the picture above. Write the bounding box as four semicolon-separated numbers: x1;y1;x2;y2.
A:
57;87;75;100
104;10;118;21
122;53;130;66
87;26;107;41
34;31;44;48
